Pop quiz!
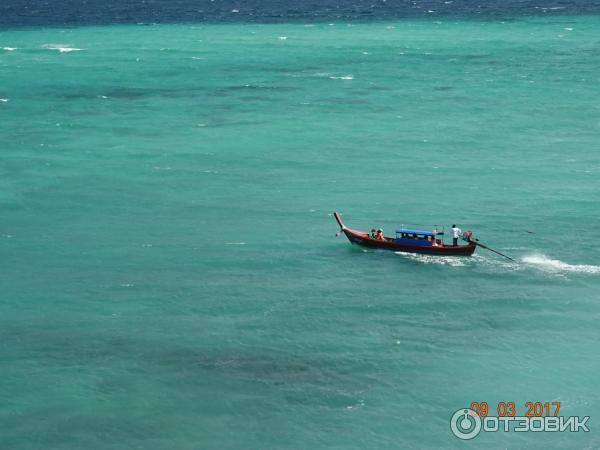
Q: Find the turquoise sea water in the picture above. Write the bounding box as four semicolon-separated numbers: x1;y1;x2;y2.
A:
1;15;600;449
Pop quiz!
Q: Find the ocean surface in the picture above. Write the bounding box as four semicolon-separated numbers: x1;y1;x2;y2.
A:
1;3;600;449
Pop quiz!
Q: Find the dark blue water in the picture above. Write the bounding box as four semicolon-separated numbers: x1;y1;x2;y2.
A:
3;0;600;26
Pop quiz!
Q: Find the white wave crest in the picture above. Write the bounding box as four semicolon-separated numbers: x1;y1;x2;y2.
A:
522;254;600;274
3;47;17;51
42;44;82;53
329;75;354;80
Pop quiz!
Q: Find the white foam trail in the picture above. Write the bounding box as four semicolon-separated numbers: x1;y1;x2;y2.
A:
522;254;600;274
42;44;82;53
2;47;17;51
394;251;466;267
329;75;354;80
0;99;8;103
226;242;246;245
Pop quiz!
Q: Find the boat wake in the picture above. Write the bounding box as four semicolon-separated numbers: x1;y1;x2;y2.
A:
522;254;600;274
392;251;599;275
394;252;467;267
471;253;520;271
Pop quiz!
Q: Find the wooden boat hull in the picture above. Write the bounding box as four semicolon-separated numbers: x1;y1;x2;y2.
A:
333;211;476;256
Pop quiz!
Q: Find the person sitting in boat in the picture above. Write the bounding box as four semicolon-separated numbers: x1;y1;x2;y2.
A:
451;224;462;246
370;228;377;239
375;229;386;241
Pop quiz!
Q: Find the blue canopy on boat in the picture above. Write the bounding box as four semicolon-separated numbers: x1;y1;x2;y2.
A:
396;228;443;236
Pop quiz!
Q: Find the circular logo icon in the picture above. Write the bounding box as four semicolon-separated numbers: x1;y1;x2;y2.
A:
450;408;482;440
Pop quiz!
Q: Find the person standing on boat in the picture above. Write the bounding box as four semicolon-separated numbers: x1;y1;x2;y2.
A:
431;230;439;246
451;224;462;246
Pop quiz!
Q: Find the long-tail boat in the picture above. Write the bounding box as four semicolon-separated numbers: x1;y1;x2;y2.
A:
333;211;477;256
